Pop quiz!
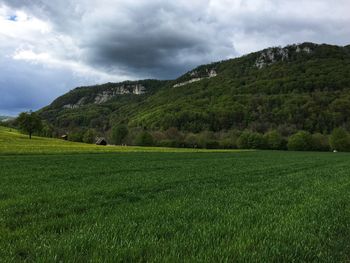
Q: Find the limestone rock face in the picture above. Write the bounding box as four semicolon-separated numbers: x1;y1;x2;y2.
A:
255;44;315;69
208;69;217;78
63;97;87;109
173;78;202;88
94;84;146;104
173;68;217;88
62;83;146;109
133;84;147;95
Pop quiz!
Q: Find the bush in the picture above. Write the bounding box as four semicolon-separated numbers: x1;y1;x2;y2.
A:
111;125;129;145
152;131;167;143
287;131;313;151
135;131;154;146
165;127;183;141
237;131;265;149
68;131;84;142
184;134;198;148
83;129;97;144
311;133;330;151
40;122;54;138
264;130;284;150
218;130;238;149
329;128;350;152
197;131;215;148
125;127;144;145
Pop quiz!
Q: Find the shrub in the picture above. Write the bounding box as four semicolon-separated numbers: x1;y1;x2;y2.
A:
264;130;284;150
184;133;198;148
152;131;167;143
329;128;350;152
197;131;215;148
40;122;54;138
237;131;265;149
135;131;154;146
125;127;144;146
68;131;84;142
111;125;129;145
311;133;330;151
165;127;183;141
218;130;238;149
83;129;97;144
287;131;313;151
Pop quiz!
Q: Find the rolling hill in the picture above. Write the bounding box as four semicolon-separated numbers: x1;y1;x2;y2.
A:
39;42;350;140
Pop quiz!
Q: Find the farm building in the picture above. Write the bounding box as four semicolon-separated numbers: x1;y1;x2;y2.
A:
61;135;68;140
96;138;107;146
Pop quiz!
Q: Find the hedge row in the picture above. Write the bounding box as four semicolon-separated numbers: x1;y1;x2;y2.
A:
61;125;350;152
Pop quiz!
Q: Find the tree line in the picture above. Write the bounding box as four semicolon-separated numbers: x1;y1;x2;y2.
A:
70;125;350;152
7;112;350;152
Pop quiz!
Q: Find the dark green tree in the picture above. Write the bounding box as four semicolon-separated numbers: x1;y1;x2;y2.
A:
287;131;313;151
135;131;154;146
111;125;129;145
184;133;198;148
16;111;43;139
311;133;330;152
40;122;54;138
83;129;97;144
329;128;350;152
237;131;265;149
68;130;84;142
264;130;284;150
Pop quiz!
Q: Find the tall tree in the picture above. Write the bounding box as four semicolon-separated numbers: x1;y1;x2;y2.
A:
330;128;350;152
16;111;43;139
111;125;129;145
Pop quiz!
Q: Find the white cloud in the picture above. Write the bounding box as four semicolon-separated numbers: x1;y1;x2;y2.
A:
13;50;49;61
0;6;50;39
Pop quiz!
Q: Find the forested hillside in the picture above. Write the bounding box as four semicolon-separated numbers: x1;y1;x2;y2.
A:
37;42;350;150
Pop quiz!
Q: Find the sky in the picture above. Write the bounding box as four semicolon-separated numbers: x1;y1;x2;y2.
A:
1;0;350;116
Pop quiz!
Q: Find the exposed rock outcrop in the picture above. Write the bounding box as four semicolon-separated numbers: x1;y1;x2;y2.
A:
173;68;217;88
63;97;86;109
94;84;146;104
62;83;146;109
255;44;315;69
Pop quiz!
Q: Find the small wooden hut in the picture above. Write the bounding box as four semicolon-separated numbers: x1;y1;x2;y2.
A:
61;135;68;140
96;138;107;146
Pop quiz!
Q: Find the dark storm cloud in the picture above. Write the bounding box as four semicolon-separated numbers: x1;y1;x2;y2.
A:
1;0;237;79
3;0;350;79
85;26;232;78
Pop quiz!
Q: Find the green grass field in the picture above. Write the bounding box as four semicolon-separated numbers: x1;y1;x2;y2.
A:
0;126;241;154
1;127;350;262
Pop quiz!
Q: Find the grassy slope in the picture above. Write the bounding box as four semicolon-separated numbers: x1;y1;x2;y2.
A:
0;127;238;154
1;128;350;262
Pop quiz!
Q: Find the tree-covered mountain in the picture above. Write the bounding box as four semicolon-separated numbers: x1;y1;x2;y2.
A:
39;42;350;146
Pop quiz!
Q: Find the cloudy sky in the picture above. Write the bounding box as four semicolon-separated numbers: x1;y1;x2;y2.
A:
1;0;350;116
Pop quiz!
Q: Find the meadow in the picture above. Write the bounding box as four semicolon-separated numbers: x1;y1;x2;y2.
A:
1;127;350;262
0;127;237;155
